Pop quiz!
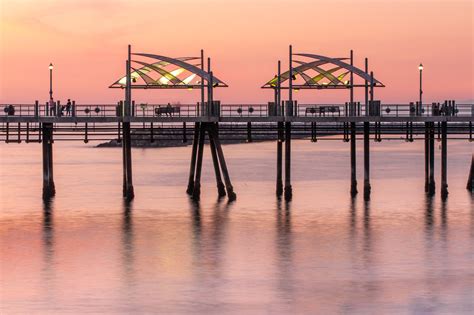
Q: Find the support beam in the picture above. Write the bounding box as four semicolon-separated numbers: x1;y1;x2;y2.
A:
276;121;283;196
284;121;292;201
42;123;55;199
428;122;436;196
182;122;187;143
186;122;200;195
363;121;371;200
122;121;134;200
441;121;448;199
208;123;236;201
247;122;252;142
192;122;206;201
209;126;226;198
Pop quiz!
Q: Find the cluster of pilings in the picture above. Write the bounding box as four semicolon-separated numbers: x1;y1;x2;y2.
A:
185;122;236;201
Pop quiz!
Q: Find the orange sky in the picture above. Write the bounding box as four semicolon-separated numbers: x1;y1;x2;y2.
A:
0;0;472;104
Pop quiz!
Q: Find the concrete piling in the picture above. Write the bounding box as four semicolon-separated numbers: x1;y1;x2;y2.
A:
42;123;55;199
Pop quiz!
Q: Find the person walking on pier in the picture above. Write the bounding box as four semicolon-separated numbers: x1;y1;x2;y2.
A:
66;99;72;116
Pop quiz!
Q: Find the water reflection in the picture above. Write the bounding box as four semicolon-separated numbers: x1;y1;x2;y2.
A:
121;200;136;290
41;199;56;304
189;200;231;278
275;200;294;301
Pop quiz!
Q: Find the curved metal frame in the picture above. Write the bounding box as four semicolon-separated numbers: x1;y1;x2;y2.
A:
110;54;228;89
262;53;384;88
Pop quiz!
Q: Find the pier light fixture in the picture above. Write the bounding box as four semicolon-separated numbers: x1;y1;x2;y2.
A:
419;63;423;108
49;62;54;104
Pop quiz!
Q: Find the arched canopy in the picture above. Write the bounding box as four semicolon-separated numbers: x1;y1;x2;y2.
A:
110;53;228;89
262;53;384;89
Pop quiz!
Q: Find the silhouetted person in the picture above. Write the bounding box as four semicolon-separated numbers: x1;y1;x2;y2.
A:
66;99;71;116
49;101;55;116
6;105;15;116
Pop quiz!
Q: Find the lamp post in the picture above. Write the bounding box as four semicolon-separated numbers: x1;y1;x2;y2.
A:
418;63;423;113
49;63;54;103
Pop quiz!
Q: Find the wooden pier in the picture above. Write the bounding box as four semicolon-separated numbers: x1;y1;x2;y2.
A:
1;46;472;201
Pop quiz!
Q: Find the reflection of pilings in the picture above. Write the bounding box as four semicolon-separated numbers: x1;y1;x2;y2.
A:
441;121;448;199
42;123;55;199
121;201;135;288
440;200;448;237
42;199;54;260
424;196;434;234
276;200;293;297
276;122;283;196
467;155;473;192
42;199;55;291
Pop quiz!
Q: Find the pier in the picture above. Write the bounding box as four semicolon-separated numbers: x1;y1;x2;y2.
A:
1;46;472;201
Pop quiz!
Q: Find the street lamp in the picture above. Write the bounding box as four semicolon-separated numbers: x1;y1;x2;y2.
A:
49;63;54;103
418;63;423;112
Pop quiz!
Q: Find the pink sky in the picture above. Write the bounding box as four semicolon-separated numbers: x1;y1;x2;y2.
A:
0;0;472;104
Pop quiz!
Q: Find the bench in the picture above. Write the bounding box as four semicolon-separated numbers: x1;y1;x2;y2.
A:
155;106;181;117
305;106;340;116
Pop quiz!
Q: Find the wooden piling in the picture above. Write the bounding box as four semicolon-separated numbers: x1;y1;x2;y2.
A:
247;122;252;142
209;123;236;201
424;122;429;192
42;122;55;199
363;121;371;200
209;127;226;198
441;121;448;199
276;121;283;196
186;122;200;195
284;121;292;201
428;122;436;196
182;122;187;143
122;121;134;200
467;155;473;191
192;122;206;201
350;121;357;196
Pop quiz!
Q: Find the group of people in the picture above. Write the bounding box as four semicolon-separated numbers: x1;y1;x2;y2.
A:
432;102;457;116
49;99;73;116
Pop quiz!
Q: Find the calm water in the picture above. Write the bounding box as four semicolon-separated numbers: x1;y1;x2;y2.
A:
1;139;473;314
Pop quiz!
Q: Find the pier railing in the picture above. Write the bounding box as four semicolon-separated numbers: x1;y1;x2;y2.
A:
1;102;473;119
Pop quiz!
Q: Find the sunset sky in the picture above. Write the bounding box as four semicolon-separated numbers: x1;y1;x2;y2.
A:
0;0;472;104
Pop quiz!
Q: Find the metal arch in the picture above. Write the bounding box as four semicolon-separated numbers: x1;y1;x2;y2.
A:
263;59;345;87
131;67;156;85
132;60;184;85
307;66;343;85
294;61;344;85
134;53;227;86
295;53;384;86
